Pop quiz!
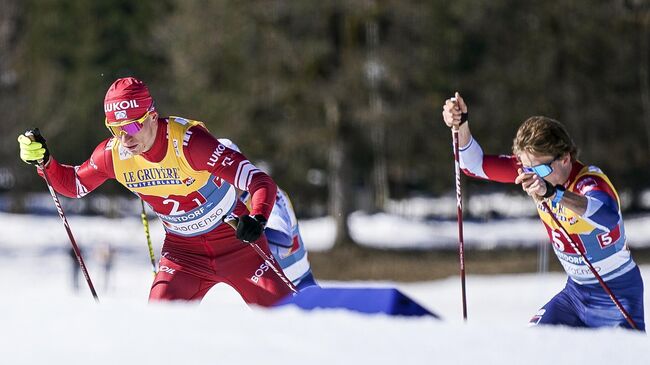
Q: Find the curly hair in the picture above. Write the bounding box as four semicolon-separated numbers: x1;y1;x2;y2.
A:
512;116;578;160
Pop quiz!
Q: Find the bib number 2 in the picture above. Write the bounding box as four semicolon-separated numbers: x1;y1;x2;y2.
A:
162;199;185;215
162;197;203;215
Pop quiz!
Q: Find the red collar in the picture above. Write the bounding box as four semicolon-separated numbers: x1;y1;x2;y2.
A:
564;160;584;187
141;118;168;163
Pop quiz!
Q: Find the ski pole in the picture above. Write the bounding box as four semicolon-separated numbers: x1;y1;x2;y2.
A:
27;129;100;303
222;215;298;295
541;201;638;330
450;98;468;321
140;199;157;276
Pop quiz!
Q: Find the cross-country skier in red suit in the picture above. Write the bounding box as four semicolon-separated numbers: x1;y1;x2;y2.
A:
17;77;292;306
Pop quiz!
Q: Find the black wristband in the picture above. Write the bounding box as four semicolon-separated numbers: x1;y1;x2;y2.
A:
542;180;556;198
460;112;469;125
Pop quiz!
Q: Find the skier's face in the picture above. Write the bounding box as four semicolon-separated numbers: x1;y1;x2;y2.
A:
118;113;158;155
518;151;571;185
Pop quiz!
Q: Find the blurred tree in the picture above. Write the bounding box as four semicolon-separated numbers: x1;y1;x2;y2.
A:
13;0;171;194
0;0;23;195
3;0;650;222
434;0;650;202
159;0;460;245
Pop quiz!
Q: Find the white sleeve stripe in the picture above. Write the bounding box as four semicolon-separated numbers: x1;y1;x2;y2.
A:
458;137;488;179
581;214;610;233
245;169;260;189
240;168;255;190
584;196;603;218
73;166;89;198
582;196;611;232
235;161;247;187
236;161;260;189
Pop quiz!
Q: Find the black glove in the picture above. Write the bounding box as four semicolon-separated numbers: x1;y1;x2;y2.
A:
236;214;267;242
18;128;50;165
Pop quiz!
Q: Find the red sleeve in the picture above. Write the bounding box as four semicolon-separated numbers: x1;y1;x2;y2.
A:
481;155;520;183
183;126;277;219
461;154;520;183
38;139;115;198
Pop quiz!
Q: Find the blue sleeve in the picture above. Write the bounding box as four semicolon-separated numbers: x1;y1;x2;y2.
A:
583;190;620;231
265;227;293;248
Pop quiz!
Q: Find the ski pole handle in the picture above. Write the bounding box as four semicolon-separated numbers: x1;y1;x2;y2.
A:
24;129;46;165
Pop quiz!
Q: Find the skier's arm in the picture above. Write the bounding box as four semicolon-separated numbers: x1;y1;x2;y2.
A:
548;189;588;216
572;175;620;231
264;191;295;247
37;140;115;198
458;137;520;183
184;126;277;219
442;92;472;147
520;172;619;229
442;92;519;183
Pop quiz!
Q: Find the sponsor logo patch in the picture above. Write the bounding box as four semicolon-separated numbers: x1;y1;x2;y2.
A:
576;177;597;193
114;110;127;120
159;265;176;274
207;144;227;167
173;139;181;157
251;262;270;283
122;167;183;188
105;99;141;112
118;146;133;160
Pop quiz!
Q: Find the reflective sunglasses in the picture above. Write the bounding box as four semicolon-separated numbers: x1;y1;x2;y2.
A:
105;111;150;137
522;156;559;178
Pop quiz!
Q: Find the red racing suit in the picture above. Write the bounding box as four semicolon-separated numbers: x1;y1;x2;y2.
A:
39;116;292;306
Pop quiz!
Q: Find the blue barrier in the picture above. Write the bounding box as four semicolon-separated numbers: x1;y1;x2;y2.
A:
276;287;440;318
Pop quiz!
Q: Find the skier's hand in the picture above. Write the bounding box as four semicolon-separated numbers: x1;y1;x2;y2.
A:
236;214;267;242
515;168;548;201
442;92;468;128
17;129;50;166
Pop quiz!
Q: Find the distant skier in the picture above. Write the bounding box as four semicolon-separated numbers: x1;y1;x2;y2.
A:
18;77;292;305
219;139;318;290
442;92;645;331
68;246;82;292
96;243;115;292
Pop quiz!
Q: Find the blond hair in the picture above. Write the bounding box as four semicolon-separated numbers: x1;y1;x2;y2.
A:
512;116;578;160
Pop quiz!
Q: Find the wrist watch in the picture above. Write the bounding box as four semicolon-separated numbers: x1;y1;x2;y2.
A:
552;185;566;205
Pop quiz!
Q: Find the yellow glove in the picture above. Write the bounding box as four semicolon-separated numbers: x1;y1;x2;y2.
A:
17;129;50;165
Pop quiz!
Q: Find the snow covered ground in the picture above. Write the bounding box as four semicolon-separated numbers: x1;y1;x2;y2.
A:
5;209;650;253
0;213;648;364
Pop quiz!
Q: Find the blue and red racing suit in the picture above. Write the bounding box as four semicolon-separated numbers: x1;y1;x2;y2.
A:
459;137;644;330
241;189;317;290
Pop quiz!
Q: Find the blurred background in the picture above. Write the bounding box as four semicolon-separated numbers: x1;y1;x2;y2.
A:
2;0;650;282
